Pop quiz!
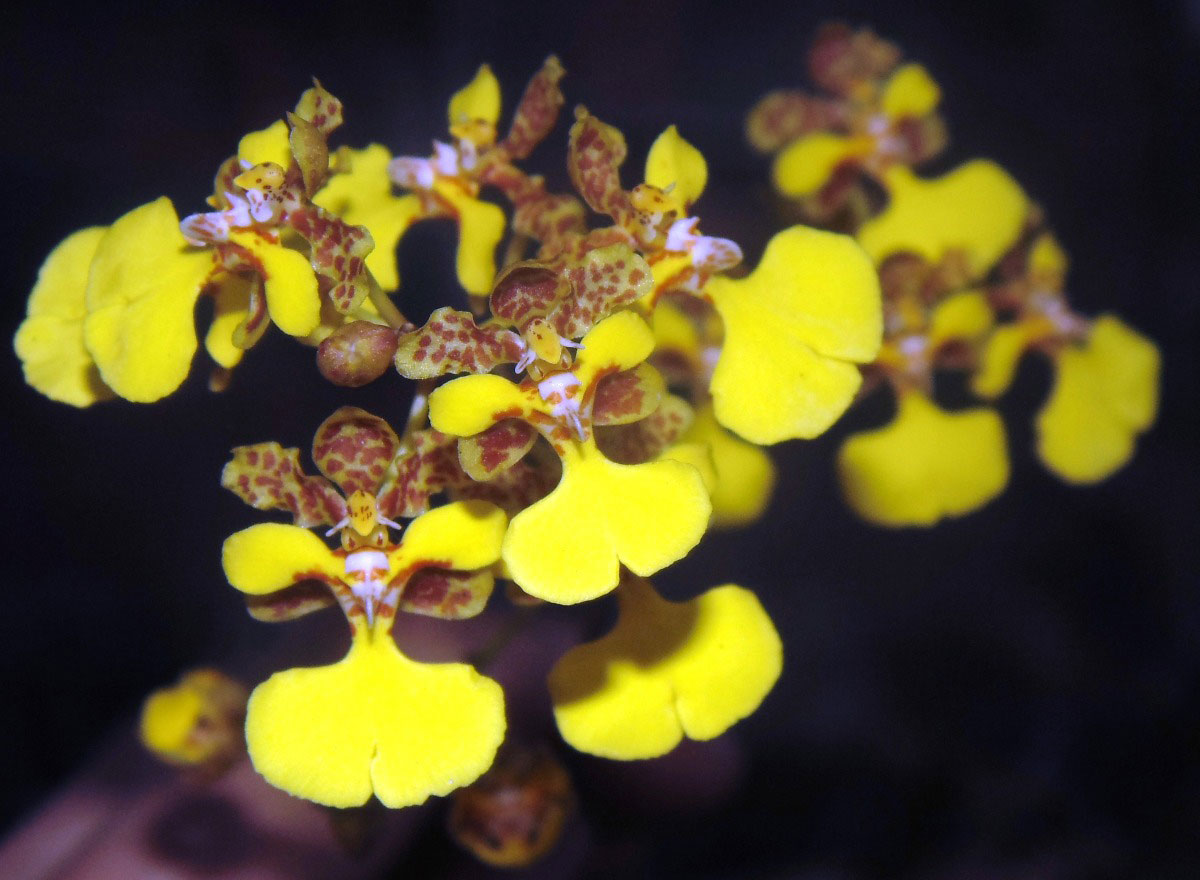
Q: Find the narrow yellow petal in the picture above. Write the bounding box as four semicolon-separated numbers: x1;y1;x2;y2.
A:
238;120;292;169
247;637;505;808
549;578;781;760
645;125;708;207
437;183;506;295
226;231;320;337
707;226;882;443
15;226;114;406
772;132;869;197
837;392;1009;526
82;198;214;402
971;319;1052;399
928;289;994;348
682;403;776;528
573;310;655;389
858;162;1028;276
448;65;502;128
222;523;342;595
390;501;507;575
203;275;252;368
880;63;941;119
429;374;532;437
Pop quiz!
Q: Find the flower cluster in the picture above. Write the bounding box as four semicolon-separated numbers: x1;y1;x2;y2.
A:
16;55;883;824
748;24;1160;526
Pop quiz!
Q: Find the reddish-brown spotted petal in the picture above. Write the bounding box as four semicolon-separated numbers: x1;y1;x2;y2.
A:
595;394;694;465
451;445;561;517
287;205;374;314
746;90;847;153
311;406;400;496
376;428;466;520
593;364;665;426
394;307;525;378
458;419;538;481
567;108;634;224
244;579;338;622
221;442;347;528
808;22;901;97
489;261;567;327
548;243;652;340
293;79;344;137
400;567;494;620
500;56;567;160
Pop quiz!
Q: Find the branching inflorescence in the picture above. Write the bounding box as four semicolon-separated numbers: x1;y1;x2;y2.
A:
17;23;1159;865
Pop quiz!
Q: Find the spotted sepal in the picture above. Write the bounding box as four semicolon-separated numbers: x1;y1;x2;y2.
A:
376;429;464;520
245;579;338;622
568;108;634;225
221;442;348;528
595;394;694;465
547;243;652;340
592;363;665;426
500;56;567;160
287;206;375;314
400;568;494;620
294;79;344;137
746;91;846;153
311;407;400;496
394;307;525;379
458;420;539;481
451;445;561;517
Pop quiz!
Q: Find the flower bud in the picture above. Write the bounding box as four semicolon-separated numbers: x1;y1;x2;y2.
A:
317;321;400;387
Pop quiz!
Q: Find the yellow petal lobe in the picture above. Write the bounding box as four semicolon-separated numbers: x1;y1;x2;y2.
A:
707;226;882;444
645;125;708;207
928;289;994;348
837;392;1009;526
203;276;253;368
15;226;114;406
222;523;342;595
429;374;532;437
971;319;1053;399
82;198;214;402
390;501;507;574
448;65;502;129
682;403;776;528
1036;315;1159;484
246;636;505;808
858;162;1028;276
437;182;506;295
502;439;711;604
226;231;320;337
237;120;292;169
549;578;782;760
772;132;870;197
880;63;941;119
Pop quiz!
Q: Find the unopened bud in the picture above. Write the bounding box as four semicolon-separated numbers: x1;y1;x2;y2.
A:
449;745;573;868
139;668;248;772
317;321;400;387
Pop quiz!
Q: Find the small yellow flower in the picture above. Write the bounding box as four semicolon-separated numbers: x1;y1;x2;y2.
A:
223;500;508;808
705;225;882;444
837;391;1009;526
430;311;711;604
1036;315;1159;484
548;575;781;760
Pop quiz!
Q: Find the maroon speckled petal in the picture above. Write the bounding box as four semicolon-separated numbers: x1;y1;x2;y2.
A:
311;407;400;496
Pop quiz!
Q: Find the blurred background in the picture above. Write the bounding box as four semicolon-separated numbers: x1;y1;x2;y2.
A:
3;1;1198;876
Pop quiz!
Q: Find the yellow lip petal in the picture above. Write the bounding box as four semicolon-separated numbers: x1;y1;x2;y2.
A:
837;391;1009;527
644;125;708;208
707;226;882;444
222;523;343;595
772;132;871;198
858;162;1028;277
15;226;114;406
549;577;781;760
880;63;941;119
82;198;214;402
247;636;505;808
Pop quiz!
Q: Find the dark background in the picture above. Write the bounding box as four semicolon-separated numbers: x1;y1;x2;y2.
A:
3;1;1198;877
